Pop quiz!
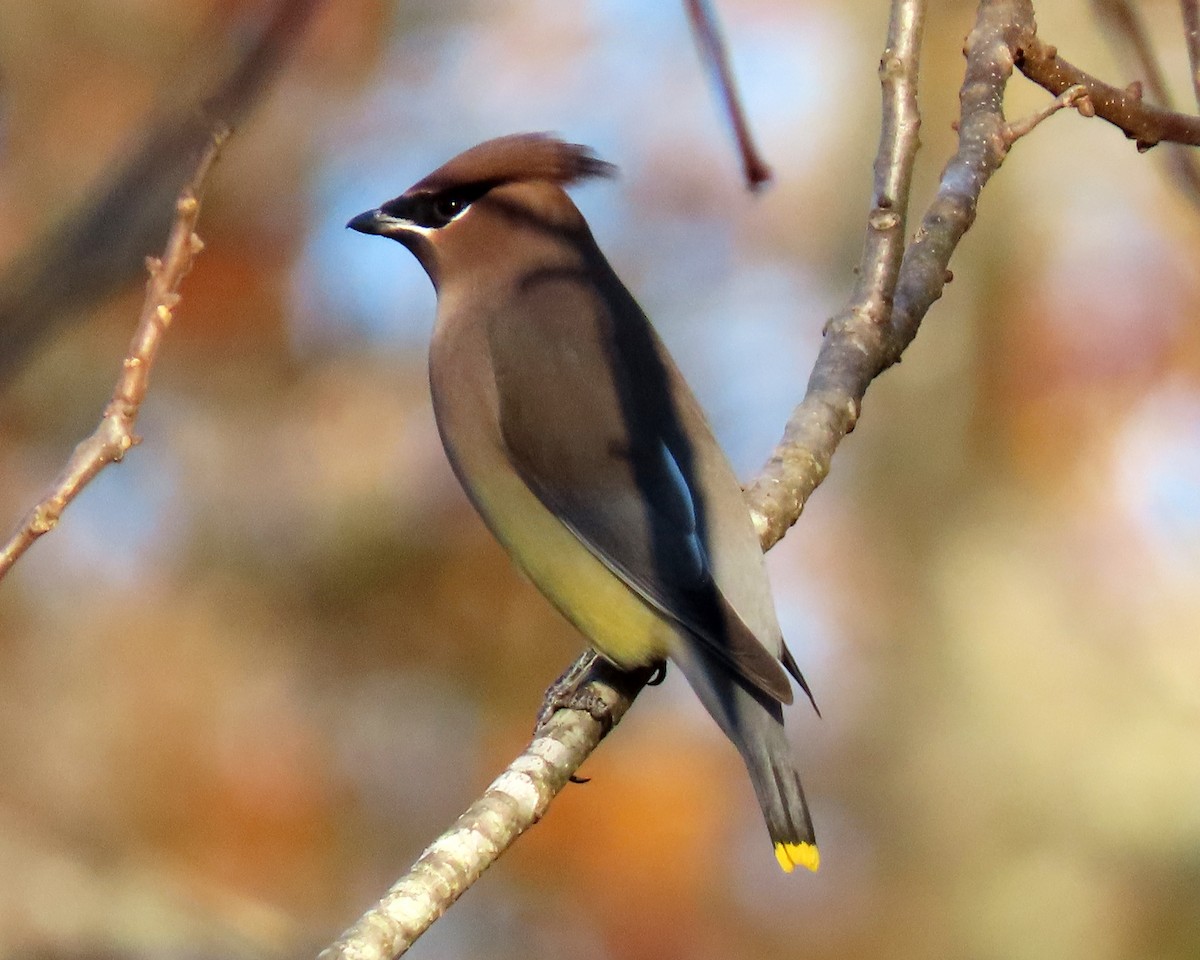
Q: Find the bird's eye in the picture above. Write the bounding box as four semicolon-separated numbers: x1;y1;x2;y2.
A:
431;195;466;223
409;193;470;229
391;187;488;229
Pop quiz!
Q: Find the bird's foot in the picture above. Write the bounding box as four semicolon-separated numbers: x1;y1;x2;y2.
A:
534;653;667;739
535;650;607;733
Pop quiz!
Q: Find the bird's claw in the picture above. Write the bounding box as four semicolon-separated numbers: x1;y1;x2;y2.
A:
535;650;610;733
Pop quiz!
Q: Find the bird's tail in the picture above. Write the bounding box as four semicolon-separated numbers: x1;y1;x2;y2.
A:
744;717;819;873
673;643;818;873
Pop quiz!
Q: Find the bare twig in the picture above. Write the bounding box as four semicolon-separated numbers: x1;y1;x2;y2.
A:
1004;83;1092;141
1092;0;1200;208
0;133;225;581
0;0;322;385
1016;35;1200;148
746;0;927;546
683;0;773;189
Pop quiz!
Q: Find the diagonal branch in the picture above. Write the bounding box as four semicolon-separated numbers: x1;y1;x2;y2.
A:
0;133;226;581
745;0;927;547
1016;34;1200;148
683;0;773;189
1091;0;1200;207
317;657;650;960
0;0;322;386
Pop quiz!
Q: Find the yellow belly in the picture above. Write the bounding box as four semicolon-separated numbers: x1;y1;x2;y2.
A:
429;311;677;668
467;461;676;668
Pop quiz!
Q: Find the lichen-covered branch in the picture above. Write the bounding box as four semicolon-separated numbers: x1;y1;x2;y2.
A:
881;0;1033;373
317;658;649;960
0;133;225;581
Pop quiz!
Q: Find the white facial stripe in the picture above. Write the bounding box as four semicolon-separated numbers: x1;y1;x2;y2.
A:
375;213;434;238
400;220;436;237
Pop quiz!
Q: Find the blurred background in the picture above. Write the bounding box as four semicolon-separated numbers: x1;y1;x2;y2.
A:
1;0;1199;958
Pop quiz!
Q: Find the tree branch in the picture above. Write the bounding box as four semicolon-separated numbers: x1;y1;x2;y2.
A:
317;656;650;960
0;133;225;581
0;0;322;385
1016;34;1200;149
683;0;773;189
1091;0;1200;208
745;0;927;547
1003;83;1091;141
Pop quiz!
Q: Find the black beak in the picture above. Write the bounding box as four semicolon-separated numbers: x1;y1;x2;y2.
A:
347;208;387;235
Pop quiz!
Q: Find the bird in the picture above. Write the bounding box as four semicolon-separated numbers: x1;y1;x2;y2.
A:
347;133;819;873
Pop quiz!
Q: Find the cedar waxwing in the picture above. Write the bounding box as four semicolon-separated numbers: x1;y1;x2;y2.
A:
347;134;819;873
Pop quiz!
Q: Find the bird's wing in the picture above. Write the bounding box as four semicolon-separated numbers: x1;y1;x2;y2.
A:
487;265;793;705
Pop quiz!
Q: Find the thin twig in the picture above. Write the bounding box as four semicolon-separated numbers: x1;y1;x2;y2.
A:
1016;35;1200;148
0;132;225;581
683;0;773;189
1091;0;1200;208
0;0;322;386
1004;83;1092;141
746;0;927;546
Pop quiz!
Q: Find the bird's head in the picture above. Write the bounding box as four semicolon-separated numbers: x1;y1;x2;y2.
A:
347;133;615;288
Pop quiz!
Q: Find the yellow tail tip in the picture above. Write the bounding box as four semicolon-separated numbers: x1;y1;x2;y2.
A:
774;841;820;873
